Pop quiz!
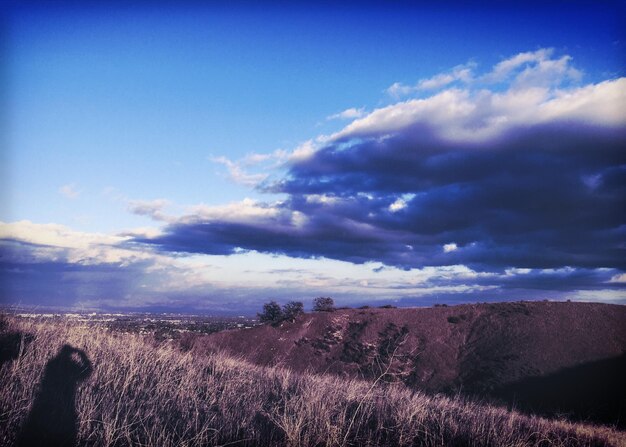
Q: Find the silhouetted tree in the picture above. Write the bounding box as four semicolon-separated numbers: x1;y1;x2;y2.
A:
258;301;284;324
283;301;304;322
313;297;335;312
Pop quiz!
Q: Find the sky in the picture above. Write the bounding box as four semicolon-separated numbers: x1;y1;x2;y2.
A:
1;1;625;314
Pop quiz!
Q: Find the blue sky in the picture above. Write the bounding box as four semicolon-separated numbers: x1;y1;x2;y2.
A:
1;1;625;313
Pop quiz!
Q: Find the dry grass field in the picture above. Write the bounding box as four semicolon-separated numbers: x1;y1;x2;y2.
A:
1;314;624;447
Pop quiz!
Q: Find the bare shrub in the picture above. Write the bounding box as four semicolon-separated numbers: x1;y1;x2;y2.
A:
258;301;284;325
282;301;304;322
313;297;335;312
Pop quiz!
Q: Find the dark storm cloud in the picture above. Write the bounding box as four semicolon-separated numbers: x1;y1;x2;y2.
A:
276;124;626;197
132;57;626;301
428;267;623;292
132;211;417;267
137;122;625;274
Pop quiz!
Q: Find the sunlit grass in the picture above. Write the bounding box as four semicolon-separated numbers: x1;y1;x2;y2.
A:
0;315;623;446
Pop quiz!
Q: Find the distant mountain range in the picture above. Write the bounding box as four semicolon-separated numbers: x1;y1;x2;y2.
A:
202;301;626;427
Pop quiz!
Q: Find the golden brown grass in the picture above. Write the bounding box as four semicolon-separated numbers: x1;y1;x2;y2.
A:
0;315;623;447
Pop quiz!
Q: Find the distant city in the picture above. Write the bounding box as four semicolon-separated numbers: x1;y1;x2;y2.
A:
4;308;260;340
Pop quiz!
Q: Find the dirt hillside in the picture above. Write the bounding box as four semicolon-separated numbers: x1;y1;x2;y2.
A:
203;301;626;426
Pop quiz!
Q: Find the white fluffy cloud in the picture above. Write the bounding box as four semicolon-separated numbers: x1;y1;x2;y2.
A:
353;49;625;145
183;198;283;224
0;220;154;266
337;69;625;143
485;48;582;87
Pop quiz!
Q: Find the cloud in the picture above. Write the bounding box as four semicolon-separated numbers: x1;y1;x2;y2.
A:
182;198;285;224
488;48;553;80
210;155;269;187
3;219;624;312
336;77;625;144
134;49;625;295
0;220;170;308
609;272;626;283
389;198;407;212
59;183;80;199
485;48;582;88
9;220;587;312
287;140;319;163
209;149;295;188
386;48;583;101
443;243;458;253
387;63;475;97
0;220;156;266
327;107;366;120
127;199;173;222
8;49;623;310
0;220;279;312
243;149;289;166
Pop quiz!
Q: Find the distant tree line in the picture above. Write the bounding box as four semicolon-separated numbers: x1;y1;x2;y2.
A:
258;297;336;325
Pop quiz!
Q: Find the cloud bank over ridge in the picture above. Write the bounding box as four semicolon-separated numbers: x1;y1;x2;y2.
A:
138;50;626;276
2;49;625;311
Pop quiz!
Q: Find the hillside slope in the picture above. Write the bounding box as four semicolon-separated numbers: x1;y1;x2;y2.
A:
4;315;625;446
203;301;626;426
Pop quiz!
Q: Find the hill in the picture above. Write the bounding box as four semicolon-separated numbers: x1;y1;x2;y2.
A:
1;314;625;446
201;301;626;426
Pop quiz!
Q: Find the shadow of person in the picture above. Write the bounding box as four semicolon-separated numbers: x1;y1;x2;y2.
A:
18;344;93;447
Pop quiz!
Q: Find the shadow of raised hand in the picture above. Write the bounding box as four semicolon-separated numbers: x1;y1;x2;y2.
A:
18;344;93;447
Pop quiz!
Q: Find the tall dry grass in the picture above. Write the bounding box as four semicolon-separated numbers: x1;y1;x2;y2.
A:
0;315;623;447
